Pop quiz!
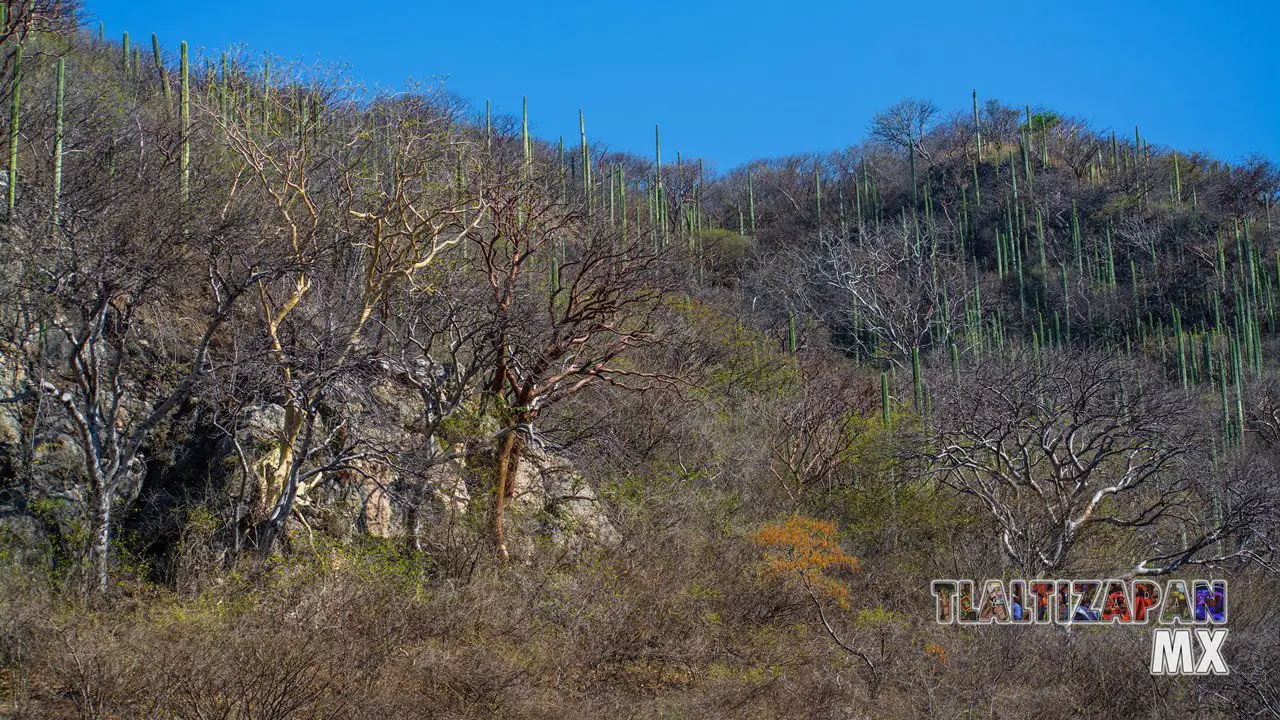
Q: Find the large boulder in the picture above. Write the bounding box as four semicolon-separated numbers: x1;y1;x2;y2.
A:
505;445;621;553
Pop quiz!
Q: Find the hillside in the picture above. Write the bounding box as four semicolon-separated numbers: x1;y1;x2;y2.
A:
1;4;1278;718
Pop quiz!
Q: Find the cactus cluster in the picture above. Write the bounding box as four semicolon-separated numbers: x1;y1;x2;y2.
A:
1;27;1268;459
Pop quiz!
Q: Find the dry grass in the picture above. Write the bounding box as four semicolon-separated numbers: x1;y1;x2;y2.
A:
3;528;1266;720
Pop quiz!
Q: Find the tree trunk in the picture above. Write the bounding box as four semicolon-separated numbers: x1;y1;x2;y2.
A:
257;402;306;556
90;479;112;594
490;425;524;561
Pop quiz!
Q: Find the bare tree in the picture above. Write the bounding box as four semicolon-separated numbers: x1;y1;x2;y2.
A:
0;183;261;593
979;99;1024;151
930;352;1196;576
372;283;494;552
762;360;869;503
804;221;970;366
1124;449;1280;577
0;0;78;56
869;99;939;159
215;79;486;554
1052;117;1105;182
469;170;678;559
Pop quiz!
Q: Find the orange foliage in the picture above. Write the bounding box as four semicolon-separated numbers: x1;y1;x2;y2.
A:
924;641;947;664
751;515;859;608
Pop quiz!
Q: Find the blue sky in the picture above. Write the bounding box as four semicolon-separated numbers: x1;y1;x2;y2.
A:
89;0;1278;173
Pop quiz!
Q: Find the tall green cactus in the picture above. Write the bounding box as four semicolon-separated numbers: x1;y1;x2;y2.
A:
7;43;21;221
579;108;590;198
881;371;891;428
655;123;665;245
1070;201;1083;275
261;58;271;136
556;136;565;198
814;166;822;236
1035;208;1047;269
1173;306;1188;390
521;96;529;173
152;33;172;106
1040;114;1049;168
654;123;661;179
219;53;228;121
908;137;917;208
1172;151;1183;206
179;41;190;204
972;89;982;161
1134;125;1144;206
122;32;130;72
619;163;627;240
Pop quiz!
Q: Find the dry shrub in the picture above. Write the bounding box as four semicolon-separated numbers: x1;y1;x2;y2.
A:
5;527;1272;718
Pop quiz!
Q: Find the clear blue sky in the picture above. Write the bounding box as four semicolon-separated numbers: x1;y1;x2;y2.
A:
89;0;1278;173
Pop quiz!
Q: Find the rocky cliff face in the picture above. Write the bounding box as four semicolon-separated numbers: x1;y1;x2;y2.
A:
0;368;619;570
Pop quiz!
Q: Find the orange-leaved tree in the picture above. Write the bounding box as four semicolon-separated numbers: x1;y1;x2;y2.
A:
752;516;881;694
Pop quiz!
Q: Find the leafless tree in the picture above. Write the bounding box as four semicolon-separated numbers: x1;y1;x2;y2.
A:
215;78;486;554
469;169;679;559
803;221;970;366
762;361;870;503
0;1;78;58
1052;117;1105;182
978;99;1024;151
371;283;494;552
869;99;939;159
1124;449;1280;577
930;352;1197;576
0;175;263;593
1250;379;1280;449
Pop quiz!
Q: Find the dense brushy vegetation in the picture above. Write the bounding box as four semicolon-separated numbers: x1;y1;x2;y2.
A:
1;4;1279;717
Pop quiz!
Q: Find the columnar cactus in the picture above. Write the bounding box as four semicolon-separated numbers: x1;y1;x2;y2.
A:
219;53;228;121
579;108;590;198
1172;151;1183;205
655;123;665;245
152;34;172;106
521;96;530;173
814;166;822;236
7;43;21;221
261;58;270;136
556;135;565;198
180;41;190;204
909;137;917;208
1174;307;1188;390
972;89;982;161
1071;201;1083;274
881;371;890;428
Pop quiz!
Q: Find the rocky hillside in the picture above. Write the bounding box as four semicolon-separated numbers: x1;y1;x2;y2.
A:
1;4;1279;718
